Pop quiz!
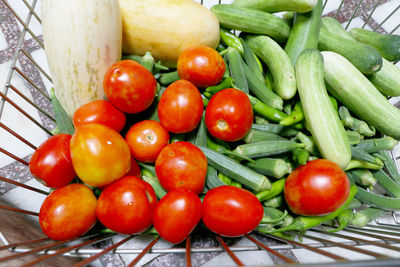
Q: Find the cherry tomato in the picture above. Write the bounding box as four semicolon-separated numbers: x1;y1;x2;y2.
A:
96;176;156;234
126;158;141;177
155;141;207;194
103;60;157;114
205;88;253;142
39;184;97;240
202;185;263;237
126;120;170;163
29;134;76;188
72;100;126;132
157;80;203;133
70;123;131;188
153;189;202;244
284;159;350;216
177;46;225;88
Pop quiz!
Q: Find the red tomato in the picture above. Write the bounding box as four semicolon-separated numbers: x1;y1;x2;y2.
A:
155;141;207;194
126;120;170;163
126;158;141;177
177;46;225;88
96;176;156;234
202;185;263;237
72;100;126;132
157;80;203;133
39;184;97;240
29;134;76;188
153;189;202;244
70;123;131;188
284;159;350;216
205;88;253;142
103;60;157;114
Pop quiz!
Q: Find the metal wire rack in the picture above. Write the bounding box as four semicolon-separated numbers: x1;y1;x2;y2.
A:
1;0;400;266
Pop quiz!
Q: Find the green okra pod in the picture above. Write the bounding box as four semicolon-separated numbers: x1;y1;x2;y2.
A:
345;160;383;171
263;195;284;208
372;169;400;198
347;169;377;188
243;129;287;144
356;186;400;210
346;131;363;145
354;137;399;153
350;146;384;166
243;63;283;110
245;158;292;178
241;38;264;81
226;47;249;93
262;207;289;224
206;166;227;189
374;150;400;185
159;71;180;86
199;146;271;192
339;106;376;137
351;207;387;227
234;140;305;159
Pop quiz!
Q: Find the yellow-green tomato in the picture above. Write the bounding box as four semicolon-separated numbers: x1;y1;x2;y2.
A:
70;123;131;187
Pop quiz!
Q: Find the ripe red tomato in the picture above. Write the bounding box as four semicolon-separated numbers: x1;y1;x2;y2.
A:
153;189;202;244
72;100;126;132
177;46;225;88
126;120;170;163
39;184;97;240
70;123;131;188
155;141;207;194
284;159;350;216
157;80;203;133
96;176;156;234
205;88;253;142
29;134;76;188
202;185;263;237
103;60;157;114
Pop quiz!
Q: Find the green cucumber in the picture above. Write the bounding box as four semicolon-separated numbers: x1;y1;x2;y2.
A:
244;35;297;100
322;51;400;139
199;146;271;192
320;17;354;40
296;49;351;169
319;28;382;74
369;58;400;97
284;0;322;66
231;0;318;13
211;5;290;42
350;28;400;62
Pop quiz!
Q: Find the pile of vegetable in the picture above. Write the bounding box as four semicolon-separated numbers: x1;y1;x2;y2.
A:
35;0;400;244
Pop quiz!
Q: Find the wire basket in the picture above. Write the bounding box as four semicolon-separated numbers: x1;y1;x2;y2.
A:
1;0;400;266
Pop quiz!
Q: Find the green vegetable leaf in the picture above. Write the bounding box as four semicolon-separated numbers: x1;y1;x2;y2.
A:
50;88;75;135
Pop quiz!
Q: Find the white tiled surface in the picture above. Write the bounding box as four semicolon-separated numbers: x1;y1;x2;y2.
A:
1;0;400;266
